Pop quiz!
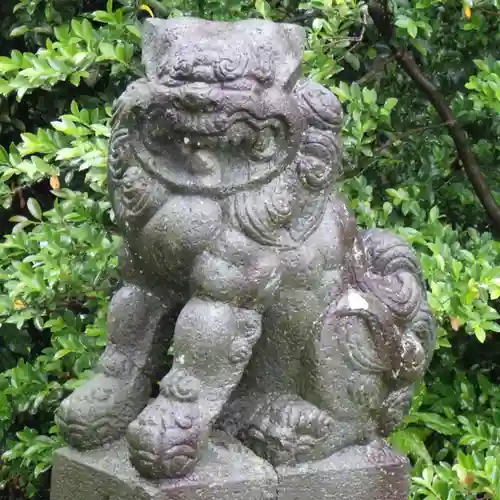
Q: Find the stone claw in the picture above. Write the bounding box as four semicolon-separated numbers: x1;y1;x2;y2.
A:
282;399;335;439
127;394;206;479
55;372;151;450
243;396;336;465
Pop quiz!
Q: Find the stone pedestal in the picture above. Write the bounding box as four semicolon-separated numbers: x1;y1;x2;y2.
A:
275;441;410;500
50;433;409;500
50;432;277;500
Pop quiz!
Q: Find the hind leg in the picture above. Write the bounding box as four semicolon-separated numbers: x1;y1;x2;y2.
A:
56;250;181;449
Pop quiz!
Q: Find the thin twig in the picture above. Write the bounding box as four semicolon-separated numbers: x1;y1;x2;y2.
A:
357;54;396;85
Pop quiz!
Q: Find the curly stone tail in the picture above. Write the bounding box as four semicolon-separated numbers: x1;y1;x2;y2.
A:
358;228;436;435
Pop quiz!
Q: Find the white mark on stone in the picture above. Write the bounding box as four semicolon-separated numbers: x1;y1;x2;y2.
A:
347;289;369;310
178;354;185;365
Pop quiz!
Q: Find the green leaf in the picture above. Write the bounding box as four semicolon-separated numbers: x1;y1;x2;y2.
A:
27;197;43;220
395;16;410;28
32;156;58;175
384;97;398;111
81;19;95;42
407;20;418;38
53;25;69;42
9;26;30;38
0;78;12;95
126;25;141;39
71;19;83;38
99;43;116;60
255;0;271;19
0;56;19;72
474;326;486;343
390;429;433;464
331;81;350;101
362;87;377;105
396;16;418;38
344;52;360;71
429;206;439;223
115;44;126;63
411;38;428;56
54;349;74;360
407;412;460;435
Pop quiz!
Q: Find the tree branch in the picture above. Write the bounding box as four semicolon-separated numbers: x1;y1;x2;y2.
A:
368;0;500;232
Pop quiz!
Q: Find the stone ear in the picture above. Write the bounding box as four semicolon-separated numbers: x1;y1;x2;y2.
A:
141;17;202;79
279;23;306;90
142;19;172;79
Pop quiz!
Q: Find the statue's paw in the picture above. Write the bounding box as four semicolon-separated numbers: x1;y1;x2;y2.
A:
281;399;335;441
245;396;335;465
127;395;206;479
55;372;151;449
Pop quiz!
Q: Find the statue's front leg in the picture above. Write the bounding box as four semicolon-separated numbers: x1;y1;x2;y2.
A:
126;295;262;479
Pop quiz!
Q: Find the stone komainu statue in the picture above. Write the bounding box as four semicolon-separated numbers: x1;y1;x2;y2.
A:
55;18;435;480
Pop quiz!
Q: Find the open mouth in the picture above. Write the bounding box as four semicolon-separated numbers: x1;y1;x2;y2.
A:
144;112;284;163
128;98;293;195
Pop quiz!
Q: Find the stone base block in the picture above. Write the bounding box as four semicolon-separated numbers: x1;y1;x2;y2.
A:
50;431;277;500
50;434;409;500
276;441;410;500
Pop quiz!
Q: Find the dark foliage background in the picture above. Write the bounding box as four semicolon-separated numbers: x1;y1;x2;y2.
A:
0;0;499;498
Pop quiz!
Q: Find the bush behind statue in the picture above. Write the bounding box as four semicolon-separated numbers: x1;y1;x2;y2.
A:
0;0;499;498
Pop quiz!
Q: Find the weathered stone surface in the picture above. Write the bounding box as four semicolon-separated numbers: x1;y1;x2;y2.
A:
50;432;277;500
52;14;436;497
276;440;409;500
50;435;408;500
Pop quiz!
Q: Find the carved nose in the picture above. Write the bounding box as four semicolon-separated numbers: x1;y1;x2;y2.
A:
177;87;216;112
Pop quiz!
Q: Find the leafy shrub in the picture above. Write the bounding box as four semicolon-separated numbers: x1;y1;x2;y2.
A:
0;0;498;499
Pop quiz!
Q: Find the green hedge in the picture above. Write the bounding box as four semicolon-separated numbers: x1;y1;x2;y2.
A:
0;0;499;499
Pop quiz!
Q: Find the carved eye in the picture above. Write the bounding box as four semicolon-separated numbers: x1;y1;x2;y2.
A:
249;127;278;160
172;59;193;79
302;142;331;162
